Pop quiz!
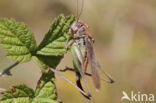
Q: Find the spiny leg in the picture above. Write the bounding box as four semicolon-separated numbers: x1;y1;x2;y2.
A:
76;72;91;100
58;67;113;83
57;67;92;99
49;67;91;99
97;63;115;83
58;67;92;77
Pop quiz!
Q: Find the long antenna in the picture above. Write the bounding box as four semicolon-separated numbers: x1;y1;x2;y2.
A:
78;0;84;19
77;0;79;19
76;0;84;20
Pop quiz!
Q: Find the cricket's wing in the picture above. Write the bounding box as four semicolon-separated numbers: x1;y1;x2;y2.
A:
71;43;92;97
86;38;101;90
71;44;84;76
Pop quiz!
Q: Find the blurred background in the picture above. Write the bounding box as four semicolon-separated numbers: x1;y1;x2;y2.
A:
0;0;156;103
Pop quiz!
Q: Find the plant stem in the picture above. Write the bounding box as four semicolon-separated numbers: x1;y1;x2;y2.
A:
0;62;19;76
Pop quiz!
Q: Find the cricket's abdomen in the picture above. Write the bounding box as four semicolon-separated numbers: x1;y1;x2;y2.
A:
71;41;87;78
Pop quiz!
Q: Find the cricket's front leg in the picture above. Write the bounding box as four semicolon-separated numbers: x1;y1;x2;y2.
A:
64;39;74;50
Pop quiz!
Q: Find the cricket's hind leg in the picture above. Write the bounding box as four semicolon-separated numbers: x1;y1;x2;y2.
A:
97;63;115;84
58;67;91;99
76;72;91;100
58;67;113;83
49;67;91;99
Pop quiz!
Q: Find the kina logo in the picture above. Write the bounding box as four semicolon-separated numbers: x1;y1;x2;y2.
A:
121;91;155;102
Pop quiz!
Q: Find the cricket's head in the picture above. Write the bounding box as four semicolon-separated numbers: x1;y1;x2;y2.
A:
77;20;93;38
71;20;83;33
71;20;93;39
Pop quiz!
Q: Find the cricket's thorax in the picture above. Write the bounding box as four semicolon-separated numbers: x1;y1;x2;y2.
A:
71;21;88;38
74;37;87;58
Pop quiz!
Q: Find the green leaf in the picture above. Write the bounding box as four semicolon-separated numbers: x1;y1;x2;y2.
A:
0;97;32;103
0;14;76;103
0;83;60;103
33;15;75;102
1;85;34;100
35;82;56;99
34;71;60;103
33;56;63;72
32;98;59;103
34;15;75;71
0;85;34;103
36;14;75;56
0;19;37;62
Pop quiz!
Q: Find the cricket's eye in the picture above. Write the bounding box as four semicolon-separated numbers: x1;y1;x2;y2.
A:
77;23;83;28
